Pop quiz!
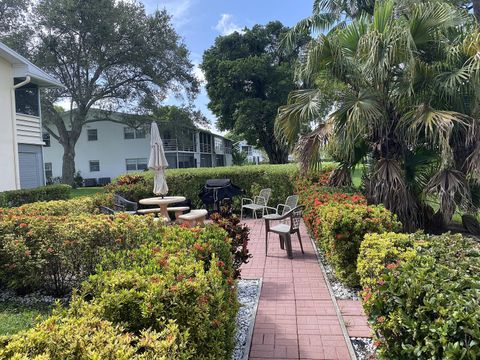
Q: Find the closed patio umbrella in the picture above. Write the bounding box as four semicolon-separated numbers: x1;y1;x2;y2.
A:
148;121;169;196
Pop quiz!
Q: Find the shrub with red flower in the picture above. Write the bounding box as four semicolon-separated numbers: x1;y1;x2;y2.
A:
294;175;401;287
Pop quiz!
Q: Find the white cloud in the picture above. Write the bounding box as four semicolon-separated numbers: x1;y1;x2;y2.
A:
192;60;205;83
143;0;194;28
214;14;243;35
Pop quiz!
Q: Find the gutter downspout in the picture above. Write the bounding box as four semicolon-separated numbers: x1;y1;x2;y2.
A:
14;75;31;89
11;76;32;189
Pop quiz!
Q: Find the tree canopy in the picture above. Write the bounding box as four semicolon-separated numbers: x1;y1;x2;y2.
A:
276;0;480;231
201;21;308;164
5;0;199;185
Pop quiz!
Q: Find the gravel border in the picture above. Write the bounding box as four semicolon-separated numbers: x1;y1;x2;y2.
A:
232;278;262;360
316;251;360;300
351;337;376;360
0;289;69;307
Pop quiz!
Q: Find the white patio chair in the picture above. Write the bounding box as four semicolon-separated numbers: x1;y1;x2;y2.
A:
240;188;272;220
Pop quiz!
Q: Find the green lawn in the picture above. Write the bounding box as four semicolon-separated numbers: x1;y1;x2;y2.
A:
0;302;51;336
69;187;104;198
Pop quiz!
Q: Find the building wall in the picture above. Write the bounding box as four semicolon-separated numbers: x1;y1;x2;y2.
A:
0;57;18;191
43;121;233;181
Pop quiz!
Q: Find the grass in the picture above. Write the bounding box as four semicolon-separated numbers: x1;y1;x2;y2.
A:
69;187;104;198
0;302;51;336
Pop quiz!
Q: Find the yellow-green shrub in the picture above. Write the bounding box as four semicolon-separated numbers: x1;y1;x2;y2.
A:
358;232;480;359
0;304;191;360
0;194;111;217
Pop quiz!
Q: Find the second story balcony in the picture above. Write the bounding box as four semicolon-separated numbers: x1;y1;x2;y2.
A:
163;138;195;152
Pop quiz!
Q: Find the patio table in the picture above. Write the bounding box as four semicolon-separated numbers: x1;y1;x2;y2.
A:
139;196;186;222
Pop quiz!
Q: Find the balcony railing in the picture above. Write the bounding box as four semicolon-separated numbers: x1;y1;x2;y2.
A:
200;143;212;153
163;138;195;152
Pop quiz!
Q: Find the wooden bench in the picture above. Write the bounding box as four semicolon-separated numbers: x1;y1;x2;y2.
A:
167;206;190;223
178;209;208;227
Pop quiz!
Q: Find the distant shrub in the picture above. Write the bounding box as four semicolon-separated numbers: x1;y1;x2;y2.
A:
0;194;111;217
0;184;71;208
358;232;480;359
107;164;303;210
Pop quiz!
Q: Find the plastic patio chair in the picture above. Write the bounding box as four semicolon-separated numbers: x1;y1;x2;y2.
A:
240;188;272;220
264;195;299;220
265;206;304;259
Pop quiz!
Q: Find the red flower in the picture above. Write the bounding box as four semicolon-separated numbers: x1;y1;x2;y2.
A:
19;223;28;228
47;247;54;254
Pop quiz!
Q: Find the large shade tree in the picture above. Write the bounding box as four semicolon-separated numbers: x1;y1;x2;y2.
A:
201;21;308;164
13;0;198;185
276;0;480;231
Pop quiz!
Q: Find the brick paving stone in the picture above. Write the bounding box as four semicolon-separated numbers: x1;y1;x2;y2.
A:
241;219;359;359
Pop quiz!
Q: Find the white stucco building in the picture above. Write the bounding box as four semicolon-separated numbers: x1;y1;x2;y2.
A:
0;42;62;191
237;140;266;164
43;118;234;184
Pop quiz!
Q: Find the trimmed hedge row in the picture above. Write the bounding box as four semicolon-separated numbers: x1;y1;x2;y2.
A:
107;164;304;210
297;178;401;286
358;232;480;359
0;217;238;359
0;194;111;217
0;213;155;294
0;184;71;208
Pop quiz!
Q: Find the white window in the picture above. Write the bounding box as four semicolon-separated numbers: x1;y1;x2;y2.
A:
89;160;100;172
44;162;52;178
87;129;98;141
124;127;146;139
43;133;51;147
126;158;148;171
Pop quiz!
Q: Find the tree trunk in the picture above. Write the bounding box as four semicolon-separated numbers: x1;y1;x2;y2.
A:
474;0;480;24
61;141;76;186
263;138;289;164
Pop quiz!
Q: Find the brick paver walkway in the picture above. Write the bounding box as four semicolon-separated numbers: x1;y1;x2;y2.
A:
241;219;355;360
338;300;371;338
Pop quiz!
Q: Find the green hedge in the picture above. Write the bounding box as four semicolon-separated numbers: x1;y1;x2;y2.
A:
0;184;71;208
107;164;302;210
0;213;156;295
0;219;238;359
358;232;480;359
0;194;111;217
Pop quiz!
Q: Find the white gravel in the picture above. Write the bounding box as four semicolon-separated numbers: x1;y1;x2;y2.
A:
351;337;376;360
316;251;360;300
232;279;261;360
0;289;69;306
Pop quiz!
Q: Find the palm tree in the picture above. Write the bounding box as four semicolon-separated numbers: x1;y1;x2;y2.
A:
276;0;480;231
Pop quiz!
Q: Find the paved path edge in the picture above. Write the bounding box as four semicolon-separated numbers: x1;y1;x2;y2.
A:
307;236;357;360
242;278;263;360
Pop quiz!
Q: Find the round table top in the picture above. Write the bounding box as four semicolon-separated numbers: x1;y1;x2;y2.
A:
139;196;186;206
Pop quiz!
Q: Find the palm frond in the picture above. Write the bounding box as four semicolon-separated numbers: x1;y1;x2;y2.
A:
399;104;471;162
295;121;334;173
275;89;326;145
281;13;339;52
424;169;471;223
366;158;421;231
328;163;352;187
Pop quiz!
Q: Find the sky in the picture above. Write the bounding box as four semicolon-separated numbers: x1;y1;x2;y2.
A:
140;0;313;133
